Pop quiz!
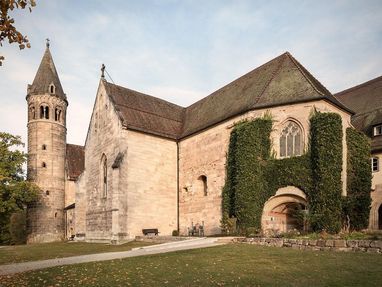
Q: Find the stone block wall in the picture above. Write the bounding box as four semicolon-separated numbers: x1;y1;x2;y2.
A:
234;237;382;253
178;100;352;235
126;130;178;238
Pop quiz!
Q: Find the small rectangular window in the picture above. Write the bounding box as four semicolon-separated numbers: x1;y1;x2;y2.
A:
372;157;379;172
373;125;382;136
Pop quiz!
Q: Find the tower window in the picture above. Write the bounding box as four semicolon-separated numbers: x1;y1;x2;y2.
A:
49;84;55;94
29;105;35;120
40;105;49;119
54;212;57;218
280;120;303;158
42;144;47;150
55;107;62;121
46;190;50;195
42;162;46;168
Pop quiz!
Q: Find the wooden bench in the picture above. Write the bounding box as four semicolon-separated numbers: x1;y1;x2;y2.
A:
142;228;159;236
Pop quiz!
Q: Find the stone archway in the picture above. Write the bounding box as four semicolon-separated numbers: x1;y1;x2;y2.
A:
261;186;308;235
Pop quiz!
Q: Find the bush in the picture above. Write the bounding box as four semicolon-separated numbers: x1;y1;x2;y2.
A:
172;230;179;236
9;210;27;245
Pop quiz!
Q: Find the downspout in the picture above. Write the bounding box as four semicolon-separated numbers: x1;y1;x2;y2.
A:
177;140;180;232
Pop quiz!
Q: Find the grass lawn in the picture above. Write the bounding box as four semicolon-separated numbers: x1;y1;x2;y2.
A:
0;241;153;265
1;244;381;287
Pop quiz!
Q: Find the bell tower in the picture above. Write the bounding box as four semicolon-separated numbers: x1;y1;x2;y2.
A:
26;40;68;243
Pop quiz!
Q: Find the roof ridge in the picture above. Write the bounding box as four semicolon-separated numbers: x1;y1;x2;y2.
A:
286;52;329;97
334;75;382;96
185;52;288;109
252;52;288;106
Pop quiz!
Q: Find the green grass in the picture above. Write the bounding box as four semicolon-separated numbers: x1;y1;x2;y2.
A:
1;244;381;286
0;241;153;264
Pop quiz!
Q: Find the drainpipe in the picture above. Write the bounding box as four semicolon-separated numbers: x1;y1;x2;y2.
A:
177;141;180;232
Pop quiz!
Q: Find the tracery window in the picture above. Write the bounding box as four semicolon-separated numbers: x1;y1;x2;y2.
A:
280;120;303;158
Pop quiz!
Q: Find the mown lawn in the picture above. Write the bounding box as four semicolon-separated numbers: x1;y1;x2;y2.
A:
0;241;153;264
1;244;381;287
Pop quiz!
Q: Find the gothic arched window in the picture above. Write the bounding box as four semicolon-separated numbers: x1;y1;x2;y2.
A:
280;120;303;158
101;154;107;198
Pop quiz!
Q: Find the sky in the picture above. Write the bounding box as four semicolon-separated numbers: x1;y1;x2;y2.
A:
0;0;381;147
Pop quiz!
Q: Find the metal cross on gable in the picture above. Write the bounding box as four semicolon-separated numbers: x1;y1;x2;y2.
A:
46;38;50;48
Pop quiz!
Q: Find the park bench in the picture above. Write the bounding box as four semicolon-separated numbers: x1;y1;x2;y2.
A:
142;228;159;236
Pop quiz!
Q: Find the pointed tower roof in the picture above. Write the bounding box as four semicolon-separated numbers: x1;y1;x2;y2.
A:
28;43;66;101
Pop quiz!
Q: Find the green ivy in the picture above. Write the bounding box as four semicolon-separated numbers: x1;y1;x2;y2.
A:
344;127;372;230
309;112;343;233
222;111;352;234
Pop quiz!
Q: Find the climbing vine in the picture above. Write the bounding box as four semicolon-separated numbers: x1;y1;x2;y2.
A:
343;127;372;230
222;111;356;234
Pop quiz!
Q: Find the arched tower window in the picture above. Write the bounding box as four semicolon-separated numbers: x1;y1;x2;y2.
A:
198;175;208;196
29;105;36;120
280;120;303;158
55;107;62;122
40;105;49;119
49;83;55;94
101;154;107;198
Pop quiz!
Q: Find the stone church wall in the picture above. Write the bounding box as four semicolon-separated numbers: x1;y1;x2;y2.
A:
125;130;178;237
178;100;352;235
81;81;129;242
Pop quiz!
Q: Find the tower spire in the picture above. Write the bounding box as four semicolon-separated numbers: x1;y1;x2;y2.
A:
28;41;66;101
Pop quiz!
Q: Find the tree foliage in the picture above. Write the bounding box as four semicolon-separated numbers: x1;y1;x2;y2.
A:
0;0;36;66
0;132;39;244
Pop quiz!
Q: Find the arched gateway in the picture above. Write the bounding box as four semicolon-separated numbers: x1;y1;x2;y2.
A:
262;186;308;235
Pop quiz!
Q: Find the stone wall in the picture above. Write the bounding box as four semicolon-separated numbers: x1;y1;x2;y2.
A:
126;130;178;238
26;94;67;243
81;81;129;242
178;100;352;236
234;237;382;253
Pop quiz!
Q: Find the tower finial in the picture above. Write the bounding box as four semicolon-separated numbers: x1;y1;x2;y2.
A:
46;38;50;48
101;64;105;79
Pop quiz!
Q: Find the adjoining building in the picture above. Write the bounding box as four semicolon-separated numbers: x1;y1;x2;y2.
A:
26;43;382;243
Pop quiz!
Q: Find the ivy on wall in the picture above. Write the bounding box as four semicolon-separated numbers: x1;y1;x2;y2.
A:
309;112;343;233
222;111;364;234
343;127;372;230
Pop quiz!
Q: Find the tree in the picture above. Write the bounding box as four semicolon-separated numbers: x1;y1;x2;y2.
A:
0;0;36;66
0;132;39;244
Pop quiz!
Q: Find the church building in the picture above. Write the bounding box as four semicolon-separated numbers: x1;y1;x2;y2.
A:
26;43;382;243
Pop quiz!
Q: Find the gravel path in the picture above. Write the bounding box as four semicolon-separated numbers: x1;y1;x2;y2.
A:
0;237;225;275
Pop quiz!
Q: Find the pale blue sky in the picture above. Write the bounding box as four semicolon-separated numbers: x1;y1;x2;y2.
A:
0;0;381;146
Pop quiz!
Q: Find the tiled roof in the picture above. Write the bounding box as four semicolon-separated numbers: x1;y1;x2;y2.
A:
28;47;66;101
104;52;353;140
66;144;85;180
104;82;184;139
335;75;382;152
